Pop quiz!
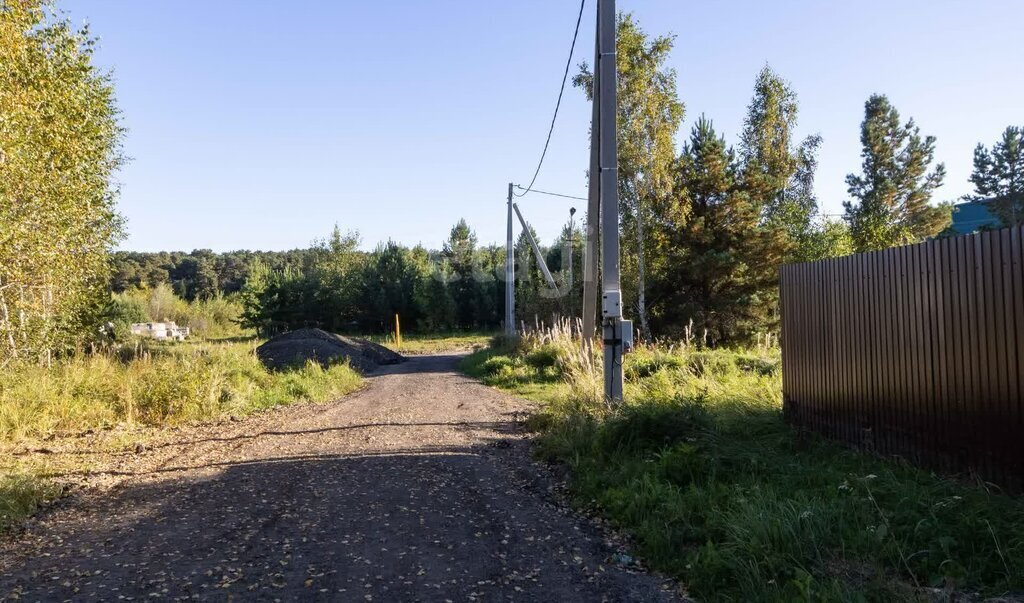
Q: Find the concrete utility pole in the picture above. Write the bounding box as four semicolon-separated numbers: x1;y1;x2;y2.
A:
505;183;515;336
581;1;601;345
597;0;626;402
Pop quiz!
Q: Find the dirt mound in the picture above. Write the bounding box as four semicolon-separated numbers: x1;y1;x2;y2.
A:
256;328;404;372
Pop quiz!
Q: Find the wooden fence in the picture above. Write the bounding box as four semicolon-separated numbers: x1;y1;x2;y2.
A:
780;225;1024;489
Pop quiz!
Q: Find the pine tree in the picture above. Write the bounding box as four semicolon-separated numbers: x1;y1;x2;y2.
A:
843;95;949;252
442;219;479;328
655;117;779;343
968;126;1023;226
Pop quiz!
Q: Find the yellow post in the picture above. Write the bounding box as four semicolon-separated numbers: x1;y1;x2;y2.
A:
394;313;402;348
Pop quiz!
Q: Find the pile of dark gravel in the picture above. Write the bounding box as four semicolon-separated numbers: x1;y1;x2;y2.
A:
255;328;404;372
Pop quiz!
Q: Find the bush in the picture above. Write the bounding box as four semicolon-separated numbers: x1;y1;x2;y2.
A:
105;294;149;340
480;355;514;376
688;350;735;377
524;344;561;370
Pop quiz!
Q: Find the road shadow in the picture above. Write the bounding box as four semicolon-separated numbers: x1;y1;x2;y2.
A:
365;353;469;376
41;417;527;463
0;443;676;602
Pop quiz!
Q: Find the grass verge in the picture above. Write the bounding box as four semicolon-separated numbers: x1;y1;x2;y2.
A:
368;331;494;355
0;340;362;535
464;334;1024;601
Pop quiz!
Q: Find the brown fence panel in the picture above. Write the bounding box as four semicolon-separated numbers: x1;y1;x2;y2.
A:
780;226;1024;489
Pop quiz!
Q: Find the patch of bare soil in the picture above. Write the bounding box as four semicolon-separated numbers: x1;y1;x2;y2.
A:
0;354;682;601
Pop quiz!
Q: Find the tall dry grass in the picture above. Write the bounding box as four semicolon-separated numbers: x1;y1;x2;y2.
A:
0;341;361;443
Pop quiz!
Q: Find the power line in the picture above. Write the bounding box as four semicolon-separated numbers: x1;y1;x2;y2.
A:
514;185;587;202
514;0;586;198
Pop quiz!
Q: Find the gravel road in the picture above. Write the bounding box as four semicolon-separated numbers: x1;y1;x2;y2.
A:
1;354;680;602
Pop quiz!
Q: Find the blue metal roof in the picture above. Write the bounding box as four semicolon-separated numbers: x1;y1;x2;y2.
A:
949;200;1002;235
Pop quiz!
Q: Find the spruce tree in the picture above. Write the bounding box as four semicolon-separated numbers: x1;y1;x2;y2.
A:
843;95;949;252
968;126;1023;226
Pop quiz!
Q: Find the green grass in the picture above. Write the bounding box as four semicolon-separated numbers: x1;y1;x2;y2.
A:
367;331;494;355
464;335;1024;601
0;340;363;535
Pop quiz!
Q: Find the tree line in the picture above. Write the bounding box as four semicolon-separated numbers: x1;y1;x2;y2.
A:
3;4;1020;365
569;13;1020;343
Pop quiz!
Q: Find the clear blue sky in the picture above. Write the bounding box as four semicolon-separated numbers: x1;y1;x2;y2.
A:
65;0;1023;252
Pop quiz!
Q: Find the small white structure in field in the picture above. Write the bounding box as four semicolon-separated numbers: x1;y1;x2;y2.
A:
130;322;190;341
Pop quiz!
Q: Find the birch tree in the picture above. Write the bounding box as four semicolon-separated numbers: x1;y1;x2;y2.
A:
0;0;125;363
573;13;684;340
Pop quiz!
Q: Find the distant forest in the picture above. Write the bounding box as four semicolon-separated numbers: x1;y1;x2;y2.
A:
110;220;579;336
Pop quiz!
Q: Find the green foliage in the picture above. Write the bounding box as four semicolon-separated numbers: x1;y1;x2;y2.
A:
524;343;561;370
0;341;361;442
478;336;1024;601
110;248;316;298
844;95;950;252
574;13;685;337
0;1;125;363
238;223;509;336
798;218;856;263
653;117;781;344
111;285;246;340
968;125;1024;226
739;69;837;266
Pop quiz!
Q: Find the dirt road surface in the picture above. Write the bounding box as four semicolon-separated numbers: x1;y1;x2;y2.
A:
1;354;679;602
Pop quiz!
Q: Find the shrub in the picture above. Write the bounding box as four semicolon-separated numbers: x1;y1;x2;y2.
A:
688;350;735;377
524;344;561;370
480;355;514;376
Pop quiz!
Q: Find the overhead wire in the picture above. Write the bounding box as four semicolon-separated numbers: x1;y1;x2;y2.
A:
513;0;587;198
514;185;586;202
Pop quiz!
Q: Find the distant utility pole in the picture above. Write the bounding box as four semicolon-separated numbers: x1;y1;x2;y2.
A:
567;207;576;314
505;182;515;336
597;0;625;402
